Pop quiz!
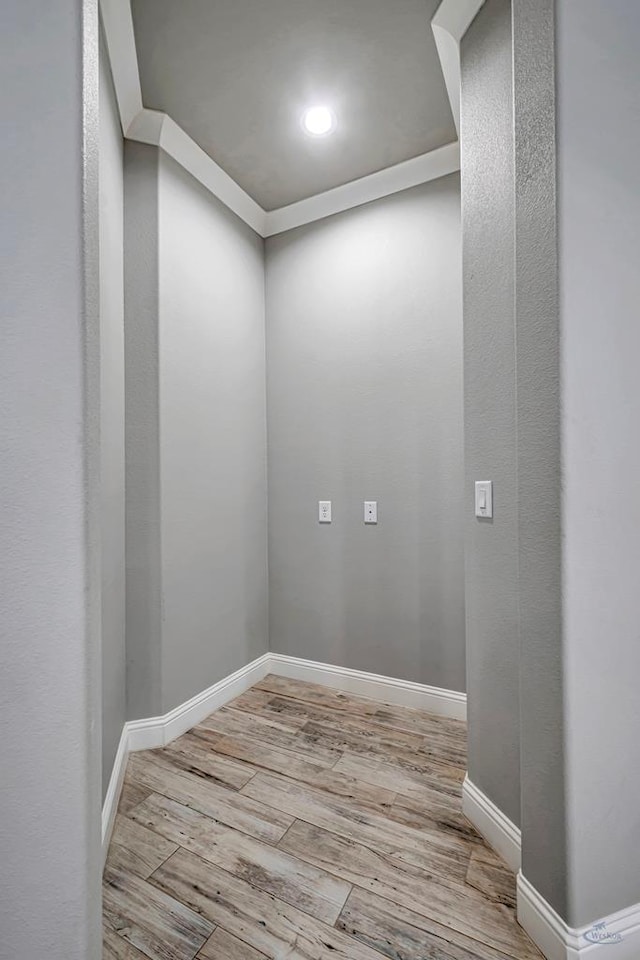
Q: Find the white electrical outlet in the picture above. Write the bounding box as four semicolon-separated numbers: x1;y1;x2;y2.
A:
364;501;377;524
319;500;332;523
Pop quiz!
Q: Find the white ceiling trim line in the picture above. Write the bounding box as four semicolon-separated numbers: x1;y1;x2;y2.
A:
100;0;143;134
100;0;479;237
431;0;486;136
127;109;267;235
264;142;460;237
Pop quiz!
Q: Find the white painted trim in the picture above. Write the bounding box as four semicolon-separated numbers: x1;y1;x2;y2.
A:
126;109;267;235
99;0;464;236
99;0;142;134
101;653;271;862
462;775;521;872
267;653;466;720
517;872;640;960
101;724;129;865
431;0;486;136
263;142;460;237
127;653;272;752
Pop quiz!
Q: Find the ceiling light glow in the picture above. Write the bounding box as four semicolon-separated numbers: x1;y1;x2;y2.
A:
302;105;335;137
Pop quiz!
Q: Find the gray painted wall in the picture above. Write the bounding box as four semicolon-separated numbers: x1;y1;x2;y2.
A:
266;176;465;690
0;0;102;956
157;152;269;710
460;0;520;829
556;0;640;926
513;0;566;919
125;141;162;719
100;36;126;799
125;147;269;718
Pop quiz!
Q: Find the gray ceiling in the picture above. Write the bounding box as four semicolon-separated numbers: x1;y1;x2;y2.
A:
131;0;456;211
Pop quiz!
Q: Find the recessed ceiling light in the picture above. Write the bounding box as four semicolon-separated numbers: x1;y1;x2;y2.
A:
302;105;335;137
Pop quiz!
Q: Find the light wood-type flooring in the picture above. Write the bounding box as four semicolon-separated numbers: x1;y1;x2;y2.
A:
103;676;541;960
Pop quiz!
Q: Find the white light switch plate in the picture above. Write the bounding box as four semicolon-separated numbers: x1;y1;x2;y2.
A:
475;481;493;519
319;500;332;523
364;501;377;524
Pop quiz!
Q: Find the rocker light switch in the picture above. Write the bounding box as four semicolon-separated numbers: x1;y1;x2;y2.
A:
475;481;493;519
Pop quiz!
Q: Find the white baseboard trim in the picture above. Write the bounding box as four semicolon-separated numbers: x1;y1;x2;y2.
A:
101;652;272;861
101;651;466;860
267;653;467;720
101;724;130;865
126;653;273;753
518;872;640;960
462;775;521;872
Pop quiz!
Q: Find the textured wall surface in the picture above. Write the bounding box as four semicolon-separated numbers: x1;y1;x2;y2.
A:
124;148;269;718
513;0;567;918
158;153;269;711
266;176;465;690
0;0;102;955
460;0;520;828
556;0;640;926
100;36;126;799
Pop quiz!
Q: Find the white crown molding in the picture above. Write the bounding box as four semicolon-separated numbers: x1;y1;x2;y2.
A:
99;0;142;134
263;142;460;237
99;0;465;236
462;774;521;872
518;872;640;960
431;0;486;136
102;652;467;860
127;108;267;235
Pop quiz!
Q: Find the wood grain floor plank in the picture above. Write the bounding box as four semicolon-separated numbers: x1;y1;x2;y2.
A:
151;848;386;960
255;675;467;742
261;692;467;758
388;789;485;847
106;814;179;880
131;792;352;924
242;771;471;880
336;887;536;960
126;751;293;843
161;734;256;790
103;924;151;960
251;695;428;753
465;849;516;908
227;689;310;731
105;679;534;960
333;750;464;801
103;869;213;960
196;709;343;766
278;820;540;960
299;717;466;770
197;927;268;960
118;779;153;816
200;731;396;809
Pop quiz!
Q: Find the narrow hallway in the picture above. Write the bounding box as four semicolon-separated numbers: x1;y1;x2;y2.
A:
103;678;541;960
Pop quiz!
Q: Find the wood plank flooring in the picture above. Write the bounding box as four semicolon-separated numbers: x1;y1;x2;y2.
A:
103;677;541;960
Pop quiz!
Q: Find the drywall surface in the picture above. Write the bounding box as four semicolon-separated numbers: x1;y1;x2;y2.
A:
513;0;566;918
157;152;269;711
124;147;269;718
556;0;640;926
266;176;465;690
0;0;102;956
460;0;520;828
124;141;162;719
100;36;126;798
